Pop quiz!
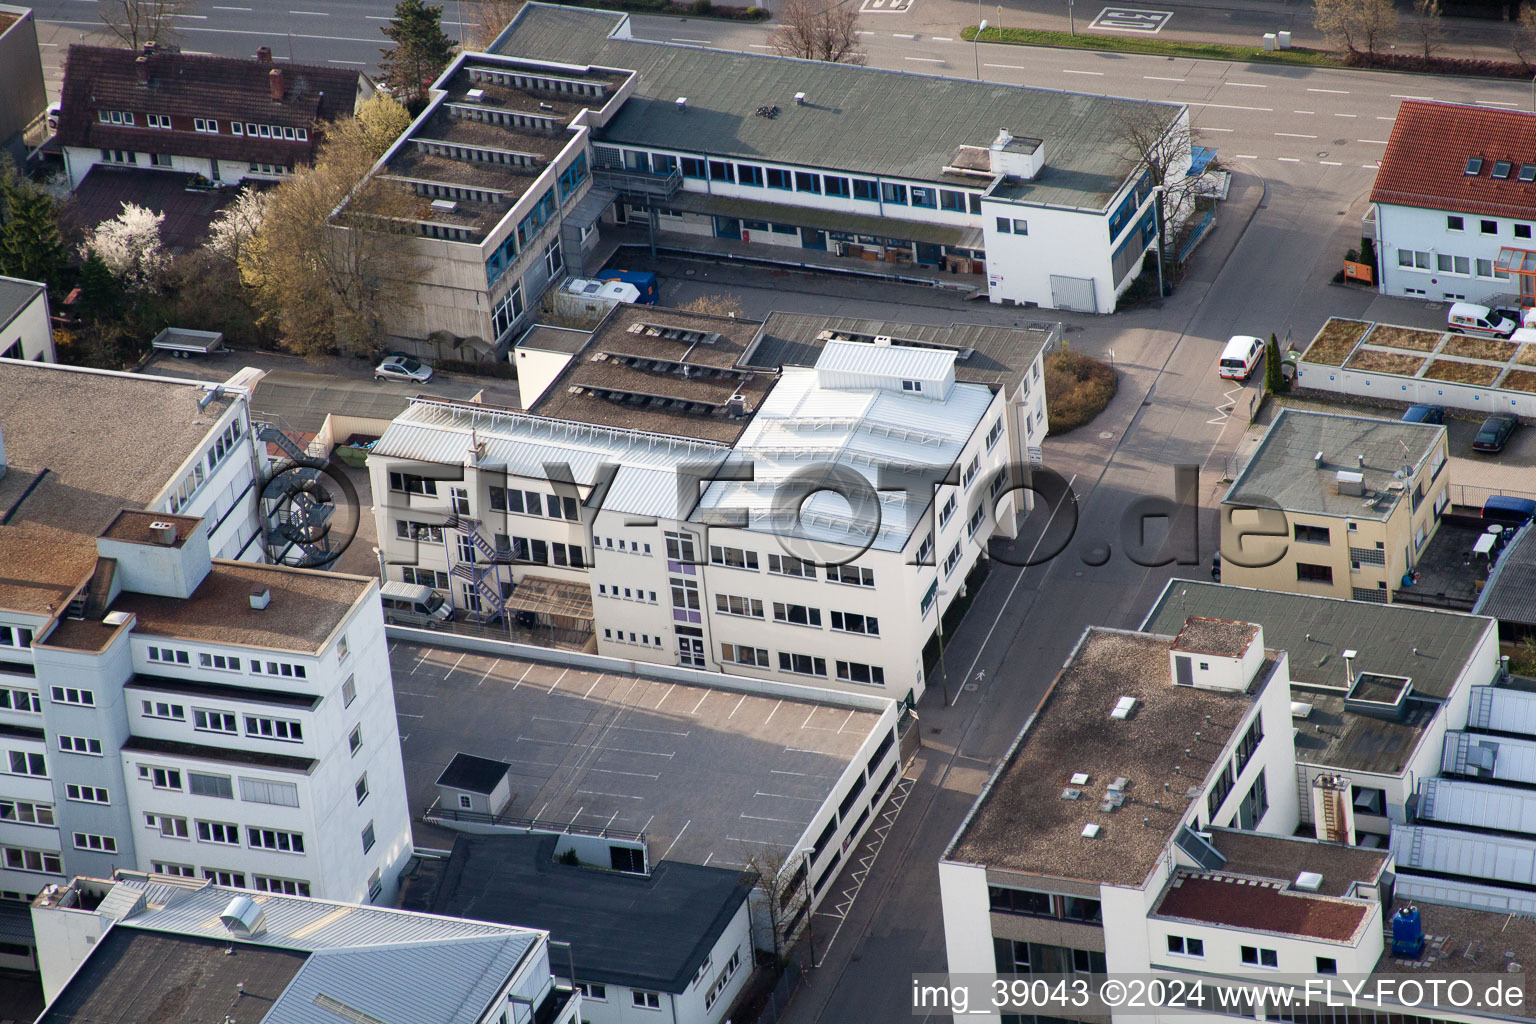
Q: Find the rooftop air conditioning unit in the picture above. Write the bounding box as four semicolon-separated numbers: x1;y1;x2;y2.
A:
431;199;458;214
1110;696;1137;720
873;335;894;346
465;88;485;102
149;521;177;546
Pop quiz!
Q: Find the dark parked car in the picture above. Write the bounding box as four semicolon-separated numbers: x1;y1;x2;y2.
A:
1473;415;1518;453
1211;551;1221;581
1401;404;1445;425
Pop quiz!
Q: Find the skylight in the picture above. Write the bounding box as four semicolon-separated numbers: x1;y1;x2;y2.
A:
1465;157;1484;176
1493;160;1513;180
1521;164;1536;184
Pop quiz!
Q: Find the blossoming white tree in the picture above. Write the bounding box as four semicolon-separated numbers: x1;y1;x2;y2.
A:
206;187;270;266
79;201;171;292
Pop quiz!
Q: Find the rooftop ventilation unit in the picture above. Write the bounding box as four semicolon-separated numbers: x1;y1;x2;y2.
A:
1081;823;1101;838
1294;871;1324;892
250;587;271;611
1313;450;1325;468
1291;701;1314;719
1061;787;1082;800
676;97;687;111
1070;772;1090;786
873;335;894;346
149;521;177;546
104;611;133;627
794;92;807;105
1110;696;1137;720
1336;470;1364;496
465;88;485;102
430;199;458;214
1109;777;1129;792
219;895;266;938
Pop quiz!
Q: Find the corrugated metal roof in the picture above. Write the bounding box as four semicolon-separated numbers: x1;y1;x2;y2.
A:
1419;777;1536;834
1392;824;1536;887
1473;522;1536;626
1441;731;1536;784
1468;685;1536;737
0;899;33;945
815;339;956;383
125;883;532;950
264;935;537;1024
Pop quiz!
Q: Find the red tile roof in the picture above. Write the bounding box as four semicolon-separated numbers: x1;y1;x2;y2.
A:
1371;100;1536;220
1155;873;1371;942
57;44;369;165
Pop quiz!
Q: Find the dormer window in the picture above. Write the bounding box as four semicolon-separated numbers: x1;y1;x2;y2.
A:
901;379;922;392
1465;157;1483;176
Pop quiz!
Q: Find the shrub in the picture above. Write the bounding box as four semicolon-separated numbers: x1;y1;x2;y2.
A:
690;0;712;12
1044;347;1118;434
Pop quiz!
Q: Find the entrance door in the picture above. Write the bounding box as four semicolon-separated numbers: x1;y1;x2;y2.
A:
209;158;221;182
801;228;827;251
714;216;741;240
915;242;943;266
677;635;704;667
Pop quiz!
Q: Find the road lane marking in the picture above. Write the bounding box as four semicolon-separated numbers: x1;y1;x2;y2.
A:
672;37;712;43
1188;102;1272;112
1199;127;1234;132
288;10;329;14
1307;87;1349;93
933;35;953;40
1477;100;1521;107
1275;132;1317;138
1293;109;1314;114
211;4;252;8
1234;154;1258;159
986;63;1029;69
1277;156;1301;162
1334;112;1357;117
1144;75;1183;81
1319;160;1343;166
1376;115;1395;120
328;59;365;64
1362;163;1379;168
1223;81;1265;88
1062;69;1105;75
905;56;944;62
1391;93;1433;100
893;32;916;37
1359;139;1389;144
749;43;773;48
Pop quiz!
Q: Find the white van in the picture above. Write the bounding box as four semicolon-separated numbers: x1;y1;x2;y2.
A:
1219;335;1265;381
1448;302;1518;338
380;581;453;625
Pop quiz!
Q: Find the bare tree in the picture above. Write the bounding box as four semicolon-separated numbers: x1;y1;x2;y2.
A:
1409;0;1444;59
741;846;800;965
99;0;191;50
770;0;866;64
1313;0;1399;57
463;0;525;50
240;94;421;356
1514;2;1536;69
1110;105;1208;279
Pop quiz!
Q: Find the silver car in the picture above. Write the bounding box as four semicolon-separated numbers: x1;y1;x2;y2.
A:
374;355;434;383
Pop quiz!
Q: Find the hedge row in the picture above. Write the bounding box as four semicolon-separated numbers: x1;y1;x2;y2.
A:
548;0;769;20
1340;51;1536;79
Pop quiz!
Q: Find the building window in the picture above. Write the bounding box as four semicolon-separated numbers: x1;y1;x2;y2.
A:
829;611;878;635
766;168;791;190
1241;946;1279;968
1012;219;1028;235
58;735;103;756
880;182;907;204
196;820;240;845
0;626;33;648
996;217;1012;234
1238;768;1270;830
140;765;181;790
147;645;190;665
715;594;764;618
772;602;821;627
1207;760;1235;818
198;653;240;672
577;983;607;1001
3;847;62;874
794;171;820;193
65;784;109;804
1167;935;1205;957
147;813;190;838
737;164;764;187
722;643;769;667
361;821;376;853
1234;716;1264;775
73;832;118;854
1447;215;1463;231
1293;523;1329;544
349;725;363;755
194;709;238;735
239;777;299;807
709;545;759;570
986;418;1004;451
245;716;303;742
153;861;196;876
355;773;369;805
0;800;54;826
342;676;357;707
0;688;41;713
1296;562;1333;584
254;875;311;897
767;554;814;578
1518;224;1533;239
633;991;661;1009
189;772;234;799
248;827;305;853
835;660;884;686
910;186;937;208
680;157;705;178
708;160;734;183
8;751;45;777
943;542;962;577
204;869;246;887
1482;220;1499;235
388;472;438;496
824;175;850;198
778;652;827;677
1317;957;1337;975
50;686;94;707
828;564;874;587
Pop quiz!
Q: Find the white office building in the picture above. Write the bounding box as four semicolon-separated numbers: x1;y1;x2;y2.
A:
31;870;580;1024
0;362;413;970
367;306;1053;703
0;277;55;363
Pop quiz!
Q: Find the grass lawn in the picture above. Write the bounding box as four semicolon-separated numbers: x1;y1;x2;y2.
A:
1303;318;1371;366
1365;325;1442;352
1045;348;1118;433
1345;349;1425;374
1423;359;1502;386
962;25;1339;66
1501;369;1536;393
1518;344;1536;367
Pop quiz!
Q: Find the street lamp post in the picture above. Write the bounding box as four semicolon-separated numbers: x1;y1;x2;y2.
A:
935;588;952;707
796;847;817;969
974;19;987;80
1068;0;1075;35
1152;184;1166;300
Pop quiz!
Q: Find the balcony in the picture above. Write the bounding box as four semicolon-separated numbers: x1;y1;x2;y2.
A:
592;166;682;199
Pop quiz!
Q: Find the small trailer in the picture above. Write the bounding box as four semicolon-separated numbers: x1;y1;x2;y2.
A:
151;327;225;358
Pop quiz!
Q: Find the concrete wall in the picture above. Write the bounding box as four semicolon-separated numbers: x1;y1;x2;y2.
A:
1376;202;1534;306
513;345;575;407
0;7;45;163
0;280;55;362
1297;357;1536;420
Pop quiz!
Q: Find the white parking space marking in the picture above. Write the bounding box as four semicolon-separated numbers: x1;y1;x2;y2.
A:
1090;6;1173;32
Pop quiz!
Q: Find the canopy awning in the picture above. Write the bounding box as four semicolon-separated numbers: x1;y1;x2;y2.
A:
505;575;594;620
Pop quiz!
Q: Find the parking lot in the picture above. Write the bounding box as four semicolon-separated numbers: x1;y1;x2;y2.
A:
389;641;882;868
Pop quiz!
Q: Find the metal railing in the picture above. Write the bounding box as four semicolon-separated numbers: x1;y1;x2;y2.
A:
423;797;646;843
592;166;683;198
1450;482;1536;511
